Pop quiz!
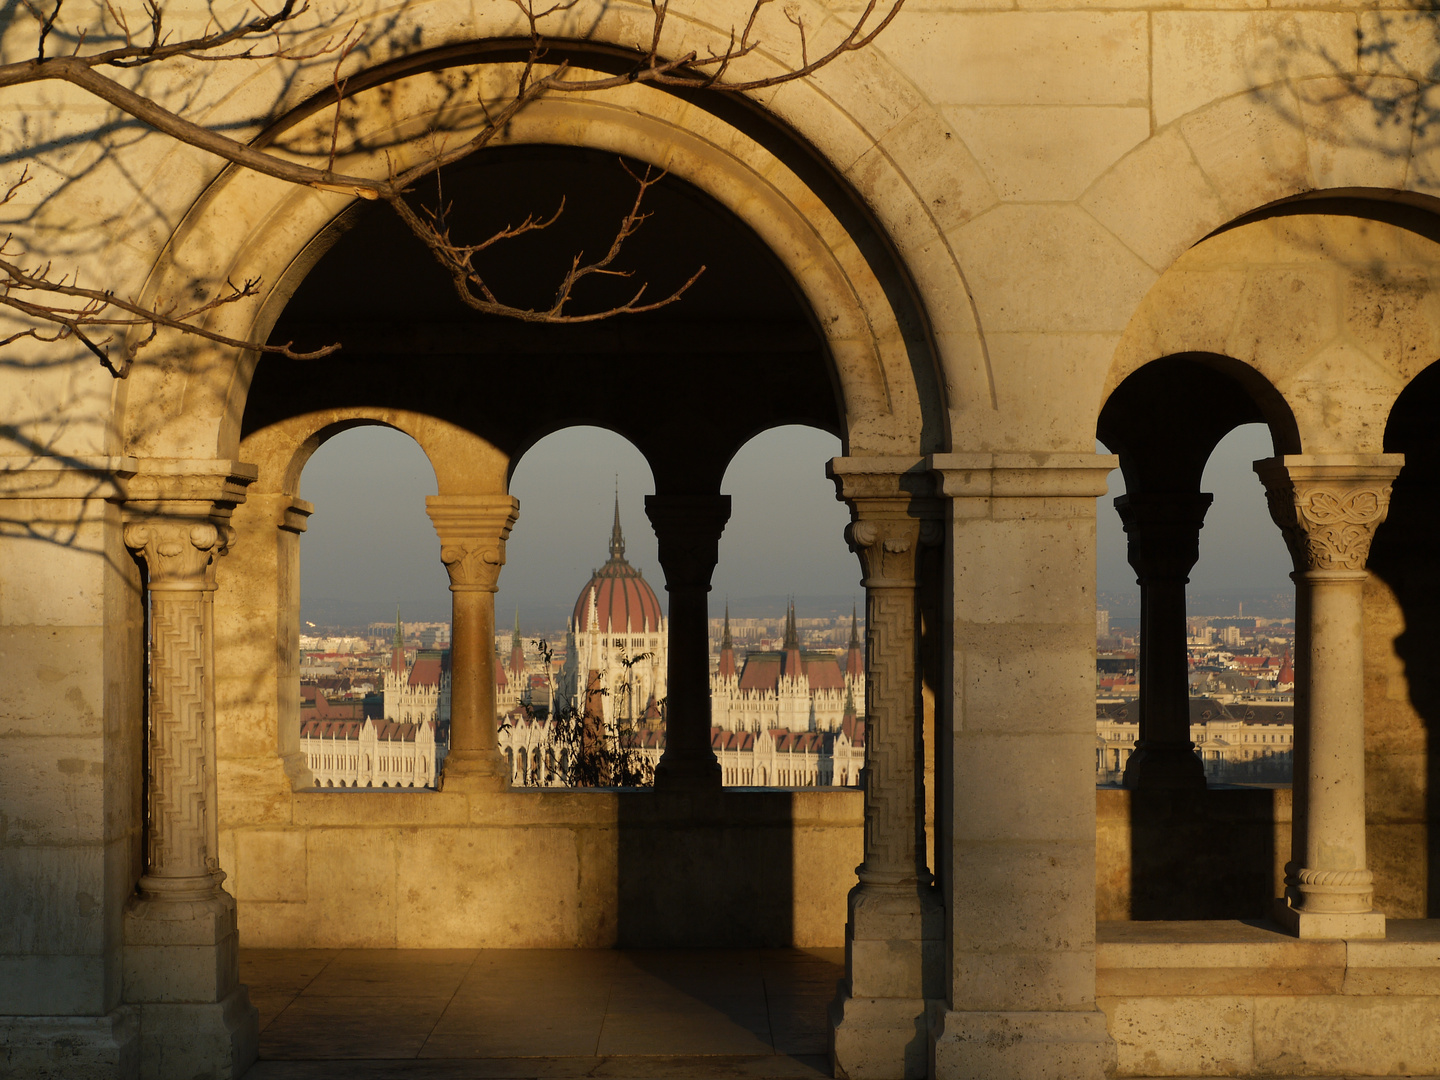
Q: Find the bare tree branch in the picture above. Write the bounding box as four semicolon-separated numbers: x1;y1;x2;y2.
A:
0;0;905;369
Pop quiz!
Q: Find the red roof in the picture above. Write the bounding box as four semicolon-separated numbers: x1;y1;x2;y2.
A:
737;653;845;691
408;657;442;688
574;573;664;633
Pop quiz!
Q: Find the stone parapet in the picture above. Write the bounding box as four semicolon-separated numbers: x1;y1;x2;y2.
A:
1097;919;1440;1076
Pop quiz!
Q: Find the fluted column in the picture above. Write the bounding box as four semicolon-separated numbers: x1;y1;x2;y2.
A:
828;459;942;1080
427;495;518;791
644;493;730;790
121;462;258;1077
1116;492;1211;790
1257;455;1403;939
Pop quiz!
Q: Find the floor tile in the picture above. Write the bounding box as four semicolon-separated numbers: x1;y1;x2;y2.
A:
248;989;299;1033
261;995;452;1059
597;1007;774;1056
303;951;477;998
240;949;340;994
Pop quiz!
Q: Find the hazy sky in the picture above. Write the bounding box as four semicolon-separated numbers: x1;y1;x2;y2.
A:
298;421;1295;630
299;425;858;630
1097;423;1294;612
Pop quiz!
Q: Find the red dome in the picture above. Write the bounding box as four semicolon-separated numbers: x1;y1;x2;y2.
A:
573;569;664;633
572;499;665;633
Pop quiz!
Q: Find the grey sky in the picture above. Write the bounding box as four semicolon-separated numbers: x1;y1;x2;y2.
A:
1096;423;1294;612
299;422;1294;630
298;425;857;631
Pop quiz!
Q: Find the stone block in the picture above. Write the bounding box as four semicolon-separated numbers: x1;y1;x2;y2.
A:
950;203;1156;333
302;827;397;947
136;986;257;1080
0;1007;139;1080
1102;994;1254;1076
950;843;1096;956
0;954;109;1016
1297;76;1415;192
0;526;109;626
1081;126;1226;273
979;333;1120;452
232;829;307;904
1273;903;1387;940
953;624;1099;734
0;844;107;955
1151;12;1358;127
953;733;1097;843
880;13;1148;106
830;993;935;1080
1254;994;1440;1074
0;625;106;737
931;1007;1114;1080
946;106;1148;203
950;947;1099;1013
123;941;237;1005
0;735;107;845
1180;87;1312;219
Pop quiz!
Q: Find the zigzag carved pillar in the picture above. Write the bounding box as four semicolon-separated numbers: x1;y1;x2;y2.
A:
828;458;942;1080
1257;455;1403;939
645;493;730;790
122;463;259;1078
426;495;519;792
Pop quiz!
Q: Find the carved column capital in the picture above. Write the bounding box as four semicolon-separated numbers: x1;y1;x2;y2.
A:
644;494;731;590
426;495;519;592
1115;492;1214;584
830;456;941;590
124;518;233;589
1255;456;1404;573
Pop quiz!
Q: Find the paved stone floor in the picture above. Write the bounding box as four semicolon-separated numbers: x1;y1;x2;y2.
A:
239;947;841;1079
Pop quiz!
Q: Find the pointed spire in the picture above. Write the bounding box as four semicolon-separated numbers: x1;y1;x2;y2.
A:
394;605;403;648
512;608;522;647
609;484;625;560
783;599;799;651
849;602;860;649
510;608;525;675
718;601;737;680
722;601;733;652
391;605;405;678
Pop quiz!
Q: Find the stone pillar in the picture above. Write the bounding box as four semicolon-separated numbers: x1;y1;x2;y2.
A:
1116;493;1211;789
1256;455;1403;939
122;462;259;1080
827;458;943;1080
928;453;1117;1080
644;493;730;789
426;494;519;792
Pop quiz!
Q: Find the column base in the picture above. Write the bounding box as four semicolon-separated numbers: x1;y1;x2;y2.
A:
123;894;239;1003
0;1007;139;1079
930;1008;1114;1080
1121;743;1207;790
136;986;257;1080
1273;897;1387;939
830;994;937;1080
438;749;510;793
652;757;722;791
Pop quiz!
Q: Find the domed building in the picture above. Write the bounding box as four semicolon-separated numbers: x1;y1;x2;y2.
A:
556;498;668;728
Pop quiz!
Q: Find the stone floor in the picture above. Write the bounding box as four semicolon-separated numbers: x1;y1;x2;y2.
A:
239;947;842;1079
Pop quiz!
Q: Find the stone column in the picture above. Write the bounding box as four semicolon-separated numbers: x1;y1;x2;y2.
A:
1116;492;1211;789
928;453;1117;1080
426;495;519;792
122;462;259;1079
828;458;943;1080
644;493;730;790
1256;455;1403;939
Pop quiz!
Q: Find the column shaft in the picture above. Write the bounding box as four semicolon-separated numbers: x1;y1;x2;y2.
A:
645;494;730;789
1116;493;1210;790
427;495;519;791
1257;455;1402;938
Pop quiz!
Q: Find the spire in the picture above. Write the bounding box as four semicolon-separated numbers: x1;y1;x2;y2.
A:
849;602;860;649
718;601;737;680
609;485;626;561
390;605;405;678
846;600;864;679
510;608;525;675
783;599;799;651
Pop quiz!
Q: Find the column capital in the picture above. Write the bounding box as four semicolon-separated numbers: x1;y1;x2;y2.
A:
1115;491;1214;584
1254;455;1404;572
644;493;731;590
425;494;519;592
122;461;255;589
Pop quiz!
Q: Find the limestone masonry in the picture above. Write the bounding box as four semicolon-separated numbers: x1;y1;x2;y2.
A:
5;0;1440;1077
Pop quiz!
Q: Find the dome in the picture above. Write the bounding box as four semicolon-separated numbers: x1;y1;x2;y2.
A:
572;499;665;633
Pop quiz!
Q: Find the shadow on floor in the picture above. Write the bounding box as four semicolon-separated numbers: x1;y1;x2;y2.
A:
239;947;843;1080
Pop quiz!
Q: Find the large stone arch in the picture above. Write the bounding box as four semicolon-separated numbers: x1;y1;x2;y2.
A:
114;20;978;462
1103;198;1440;454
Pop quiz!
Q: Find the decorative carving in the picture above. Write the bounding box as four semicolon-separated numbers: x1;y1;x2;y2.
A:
440;542;506;591
124;518;231;588
1294;865;1373;888
846;515;924;588
861;586;921;885
1262;480;1393;572
644;495;731;589
143;591;211;890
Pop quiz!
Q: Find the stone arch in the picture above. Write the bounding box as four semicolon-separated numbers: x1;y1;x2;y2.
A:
1080;77;1440;280
120;35;970;463
1104;198;1440;455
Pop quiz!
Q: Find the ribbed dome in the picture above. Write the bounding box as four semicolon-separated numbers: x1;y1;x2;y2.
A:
572;498;665;633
